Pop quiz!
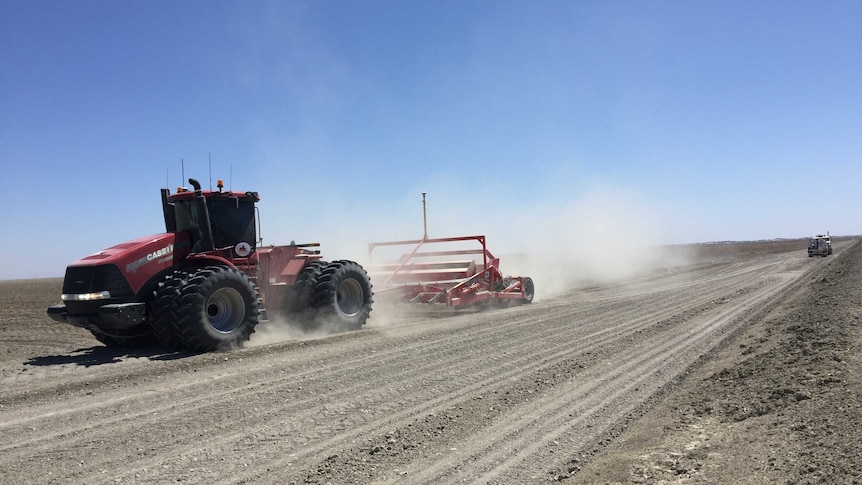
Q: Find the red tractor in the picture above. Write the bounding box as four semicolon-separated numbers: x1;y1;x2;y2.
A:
47;178;373;351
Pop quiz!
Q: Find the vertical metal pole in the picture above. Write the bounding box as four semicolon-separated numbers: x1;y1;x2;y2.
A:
422;192;428;241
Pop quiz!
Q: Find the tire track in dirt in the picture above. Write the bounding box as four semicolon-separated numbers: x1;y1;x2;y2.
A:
0;253;779;406
0;249;817;484
1;284;708;482
405;271;803;483
1;253;762;423
1;260;784;482
269;256;814;483
218;259;804;483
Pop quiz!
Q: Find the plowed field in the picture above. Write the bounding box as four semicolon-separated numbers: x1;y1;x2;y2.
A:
2;239;860;484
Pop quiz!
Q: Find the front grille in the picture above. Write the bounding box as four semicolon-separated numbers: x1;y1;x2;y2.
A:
63;264;135;317
62;264;134;297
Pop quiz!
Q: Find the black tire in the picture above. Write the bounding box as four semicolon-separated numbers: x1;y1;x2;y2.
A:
89;324;158;348
283;261;327;330
522;277;535;304
494;279;514;308
148;270;188;350
174;266;260;351
311;260;373;332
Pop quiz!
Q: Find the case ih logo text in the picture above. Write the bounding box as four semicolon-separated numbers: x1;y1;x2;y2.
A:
126;244;174;273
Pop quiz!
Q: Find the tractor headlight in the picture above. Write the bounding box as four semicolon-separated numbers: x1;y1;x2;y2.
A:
62;291;111;301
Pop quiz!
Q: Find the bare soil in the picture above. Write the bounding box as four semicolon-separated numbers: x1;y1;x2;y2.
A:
1;238;860;484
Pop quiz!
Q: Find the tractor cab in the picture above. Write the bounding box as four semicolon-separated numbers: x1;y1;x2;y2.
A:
162;179;259;260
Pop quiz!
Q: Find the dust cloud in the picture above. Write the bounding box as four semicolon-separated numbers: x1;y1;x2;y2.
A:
246;313;354;348
255;181;694;339
246;315;304;347
496;187;694;299
245;306;407;346
356;184;693;301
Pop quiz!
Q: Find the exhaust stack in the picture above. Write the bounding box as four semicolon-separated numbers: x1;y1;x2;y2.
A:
188;178;215;251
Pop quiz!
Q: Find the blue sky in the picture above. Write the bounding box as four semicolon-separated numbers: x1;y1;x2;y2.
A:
1;1;860;279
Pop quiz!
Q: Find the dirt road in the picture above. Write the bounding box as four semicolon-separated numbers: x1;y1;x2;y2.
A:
1;239;859;484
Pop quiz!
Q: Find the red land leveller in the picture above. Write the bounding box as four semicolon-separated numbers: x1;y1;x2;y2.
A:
368;235;534;307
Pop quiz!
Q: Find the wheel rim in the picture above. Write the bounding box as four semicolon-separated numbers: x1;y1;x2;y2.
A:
206;287;246;333
335;277;364;317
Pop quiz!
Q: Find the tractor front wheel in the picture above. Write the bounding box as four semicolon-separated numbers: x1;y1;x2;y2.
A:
148;270;188;350
311;260;373;332
174;266;260;351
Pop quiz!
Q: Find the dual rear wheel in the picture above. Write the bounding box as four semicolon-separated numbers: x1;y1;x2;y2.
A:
283;260;374;332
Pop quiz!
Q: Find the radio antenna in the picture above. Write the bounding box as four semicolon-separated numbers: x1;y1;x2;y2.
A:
422;192;428;240
230;164;233;191
208;153;212;190
181;158;185;187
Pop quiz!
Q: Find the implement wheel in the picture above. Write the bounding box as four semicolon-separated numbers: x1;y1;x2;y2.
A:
522;277;535;303
311;260;373;332
174;266;260;351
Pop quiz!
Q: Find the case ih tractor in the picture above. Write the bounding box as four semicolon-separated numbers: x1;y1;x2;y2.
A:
47;178;373;351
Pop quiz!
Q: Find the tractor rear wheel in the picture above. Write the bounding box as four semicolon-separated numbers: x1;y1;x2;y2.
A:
283;261;327;330
148;270;188;350
174;266;260;351
89;325;158;348
311;260;373;332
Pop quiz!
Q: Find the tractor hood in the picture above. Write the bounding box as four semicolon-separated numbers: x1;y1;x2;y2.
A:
67;232;192;295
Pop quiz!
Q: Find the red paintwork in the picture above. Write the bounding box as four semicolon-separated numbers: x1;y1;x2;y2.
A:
68;232;192;295
66;229;324;304
255;245;322;285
